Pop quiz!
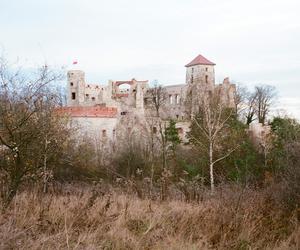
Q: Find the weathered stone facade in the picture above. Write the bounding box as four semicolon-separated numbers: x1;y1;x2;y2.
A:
59;54;236;151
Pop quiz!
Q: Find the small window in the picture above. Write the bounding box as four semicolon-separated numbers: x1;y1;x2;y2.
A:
102;130;107;137
175;94;180;104
152;127;157;134
121;111;127;115
191;67;194;73
176;114;179;119
70;82;74;86
169;95;173;104
87;85;90;88
92;97;95;101
71;92;76;100
206;67;208;72
191;75;193;83
205;75;208;84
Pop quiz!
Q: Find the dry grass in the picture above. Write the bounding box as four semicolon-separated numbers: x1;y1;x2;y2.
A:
0;185;299;250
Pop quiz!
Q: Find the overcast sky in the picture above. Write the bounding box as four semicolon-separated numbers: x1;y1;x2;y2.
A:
1;0;299;118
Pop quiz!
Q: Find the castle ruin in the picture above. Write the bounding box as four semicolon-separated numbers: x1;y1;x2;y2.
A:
57;54;236;156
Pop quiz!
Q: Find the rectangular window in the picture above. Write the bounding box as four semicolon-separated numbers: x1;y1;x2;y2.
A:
175;94;180;104
205;75;208;84
102;130;107;137
71;92;76;100
92;97;95;101
169;95;173;104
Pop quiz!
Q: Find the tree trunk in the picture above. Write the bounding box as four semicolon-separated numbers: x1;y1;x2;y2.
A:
209;141;215;193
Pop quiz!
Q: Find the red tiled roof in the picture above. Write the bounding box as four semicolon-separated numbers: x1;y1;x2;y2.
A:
55;106;117;118
185;54;215;67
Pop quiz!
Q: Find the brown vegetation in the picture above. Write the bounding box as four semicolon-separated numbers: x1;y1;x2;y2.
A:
0;184;299;250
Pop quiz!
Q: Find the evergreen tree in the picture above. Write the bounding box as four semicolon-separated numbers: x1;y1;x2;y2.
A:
165;120;181;152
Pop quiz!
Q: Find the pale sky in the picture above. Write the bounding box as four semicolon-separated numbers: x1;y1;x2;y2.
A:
1;0;299;118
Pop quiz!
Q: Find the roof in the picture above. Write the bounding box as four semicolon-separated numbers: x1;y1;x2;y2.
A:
55;106;117;118
185;54;215;67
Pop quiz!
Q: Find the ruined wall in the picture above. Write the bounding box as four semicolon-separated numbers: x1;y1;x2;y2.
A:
215;77;236;108
163;84;188;121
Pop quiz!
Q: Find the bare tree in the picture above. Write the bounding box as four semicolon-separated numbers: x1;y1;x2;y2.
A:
233;83;248;116
254;85;276;125
146;81;168;169
0;56;68;208
189;92;239;192
245;91;257;125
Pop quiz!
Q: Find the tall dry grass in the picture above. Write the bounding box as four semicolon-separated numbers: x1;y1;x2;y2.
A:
0;185;299;250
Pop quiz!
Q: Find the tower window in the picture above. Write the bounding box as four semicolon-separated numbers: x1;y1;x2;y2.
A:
71;92;76;100
205;75;208;84
70;82;74;86
102;130;107;137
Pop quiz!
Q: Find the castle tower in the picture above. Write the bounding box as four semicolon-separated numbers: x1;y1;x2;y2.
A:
185;54;216;116
67;70;85;106
185;54;215;88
